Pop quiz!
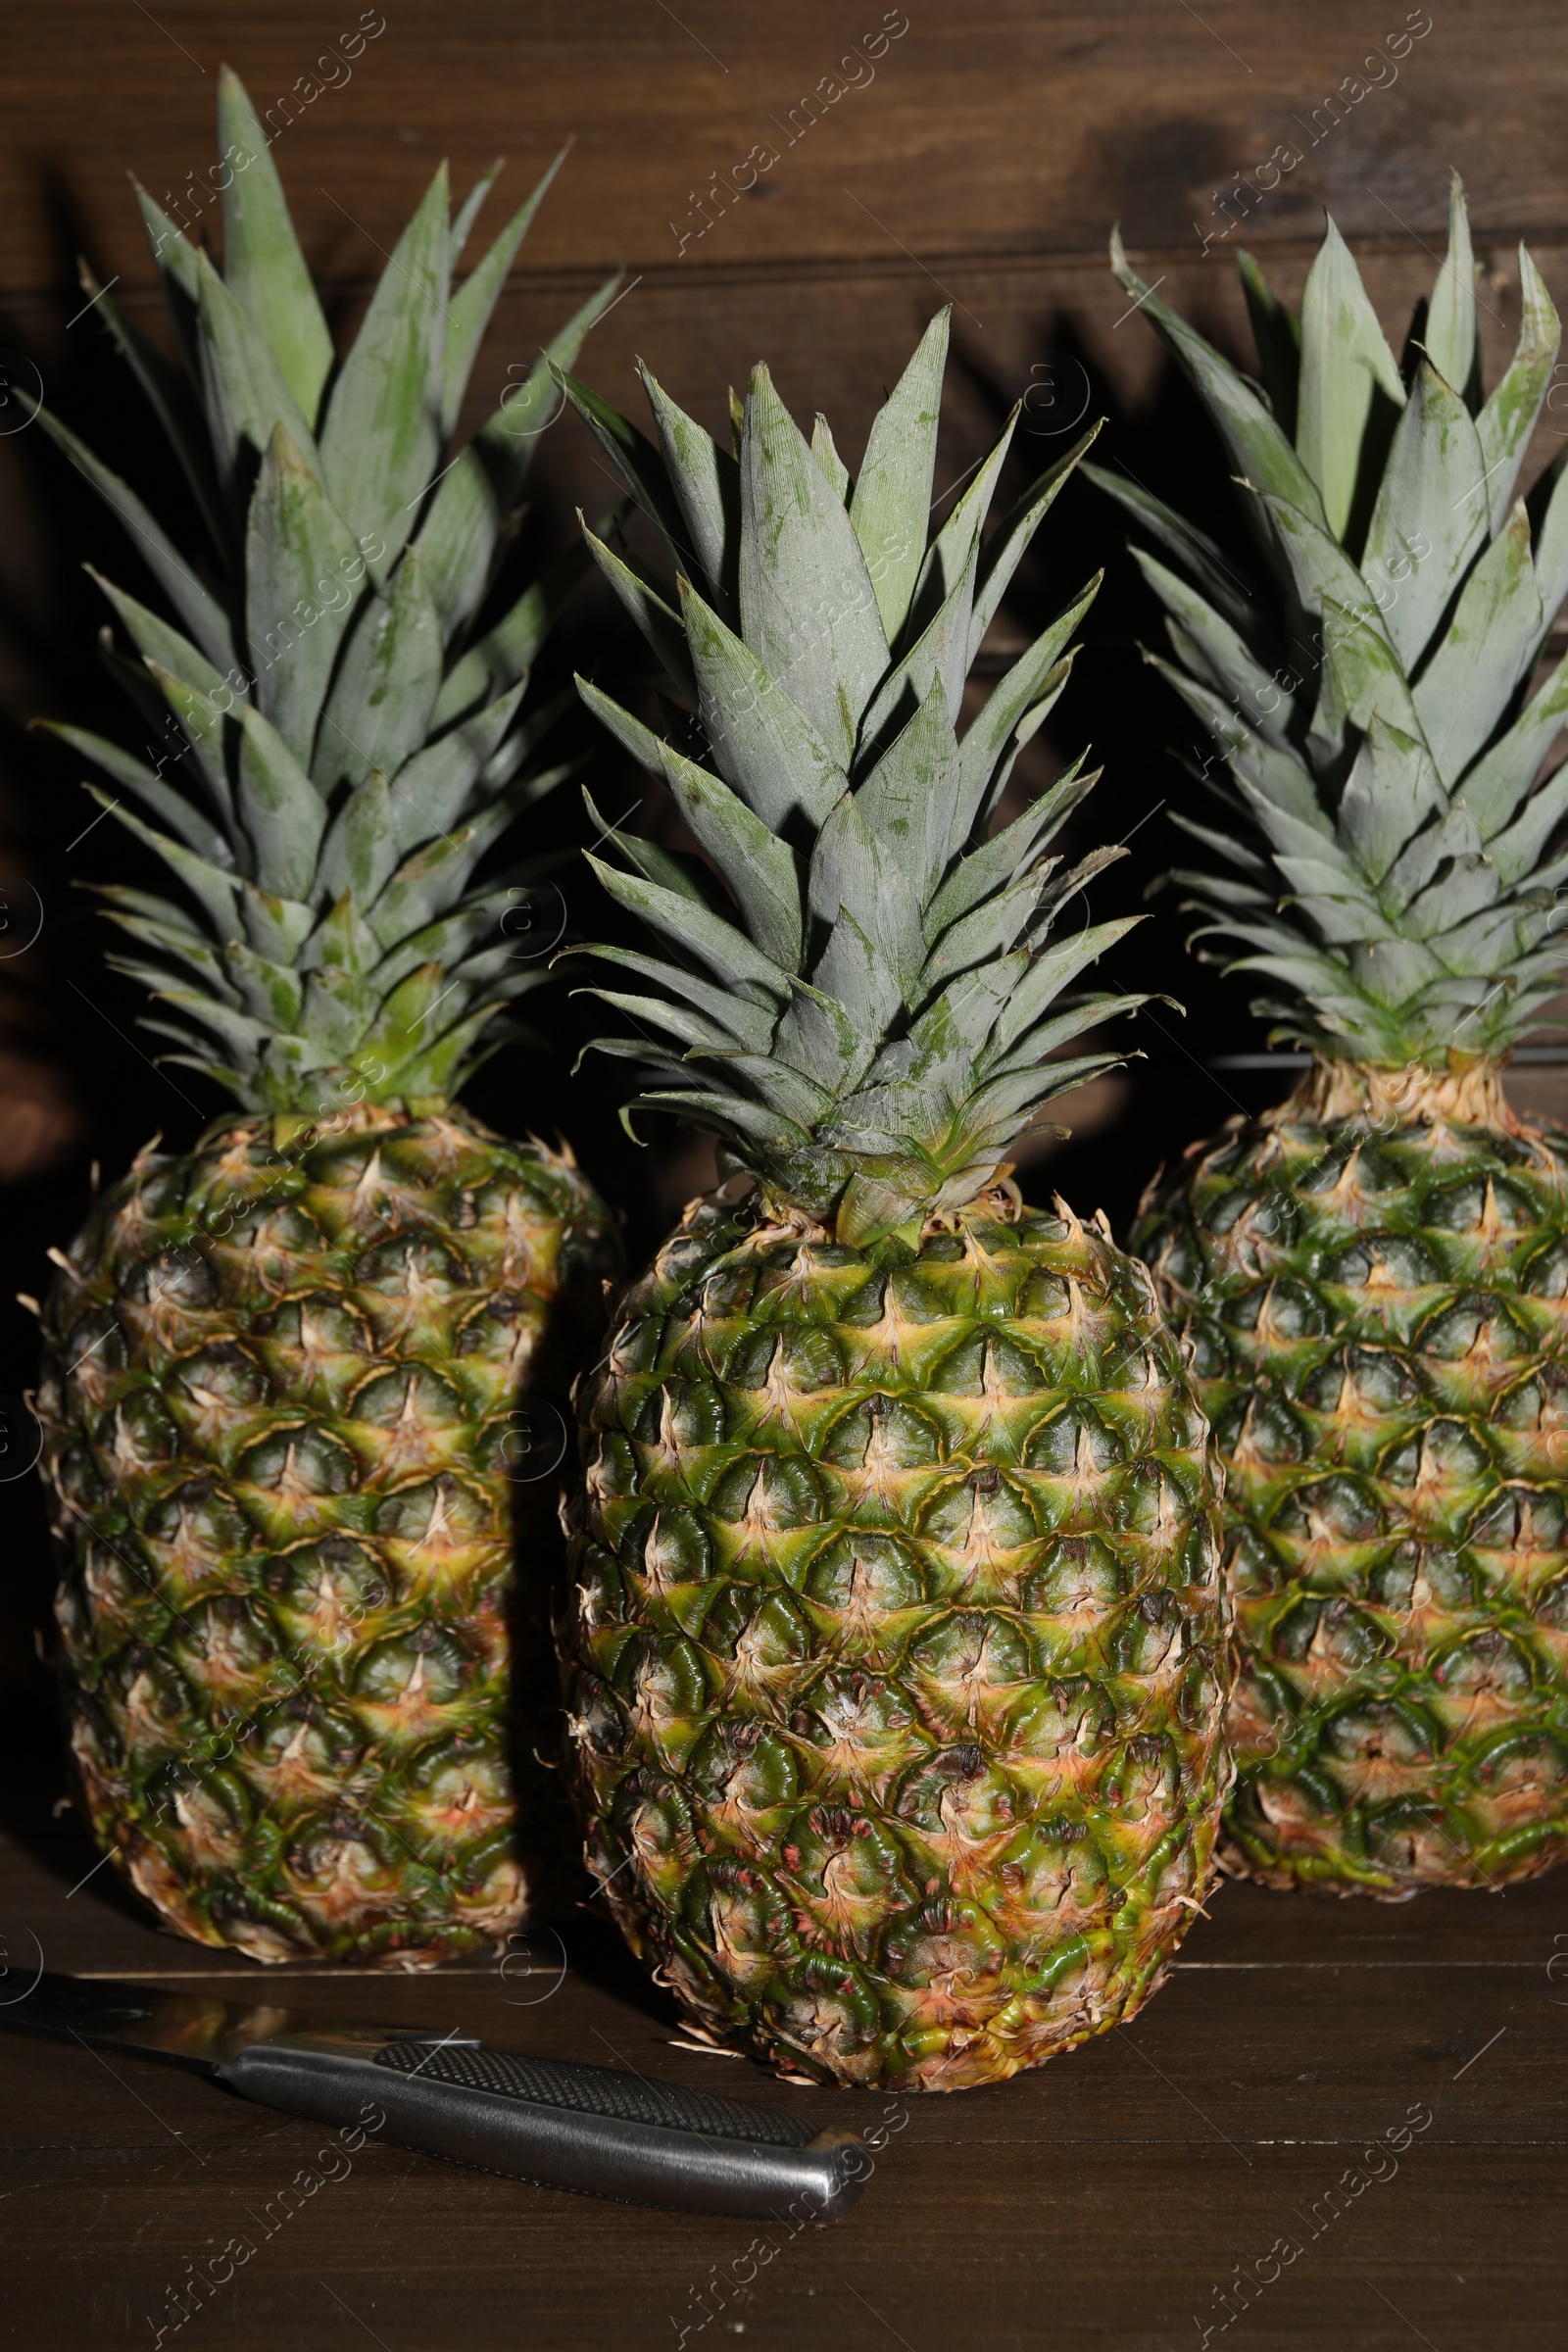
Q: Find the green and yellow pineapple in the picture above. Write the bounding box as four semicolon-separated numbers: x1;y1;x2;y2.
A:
30;72;621;1964
1100;181;1568;1892
556;315;1231;2088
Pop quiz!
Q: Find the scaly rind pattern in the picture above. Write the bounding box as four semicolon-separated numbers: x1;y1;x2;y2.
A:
40;1103;618;1965
1136;1063;1568;1894
564;1188;1230;2089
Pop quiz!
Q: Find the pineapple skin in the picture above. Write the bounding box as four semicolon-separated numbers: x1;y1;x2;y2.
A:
564;1185;1230;2090
1136;1059;1568;1896
39;1102;619;1967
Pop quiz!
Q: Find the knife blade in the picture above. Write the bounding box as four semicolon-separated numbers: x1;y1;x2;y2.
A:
0;1970;869;2219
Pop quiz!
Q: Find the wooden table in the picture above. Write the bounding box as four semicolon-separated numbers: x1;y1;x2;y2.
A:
2;1744;1562;2352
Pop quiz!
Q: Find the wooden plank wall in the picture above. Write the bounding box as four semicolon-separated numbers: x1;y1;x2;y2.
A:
3;0;1566;1187
1;7;1566;1657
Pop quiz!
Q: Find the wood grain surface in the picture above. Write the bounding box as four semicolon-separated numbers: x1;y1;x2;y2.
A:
3;11;1568;2345
1;0;1564;298
2;1739;1565;2352
0;1740;1560;2342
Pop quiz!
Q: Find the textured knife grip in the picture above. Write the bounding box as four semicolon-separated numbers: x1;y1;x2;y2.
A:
222;2029;869;2218
372;2038;820;2147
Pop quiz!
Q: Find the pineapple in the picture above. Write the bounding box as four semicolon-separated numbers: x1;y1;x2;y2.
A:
1098;181;1568;1893
29;71;622;1965
554;315;1231;2089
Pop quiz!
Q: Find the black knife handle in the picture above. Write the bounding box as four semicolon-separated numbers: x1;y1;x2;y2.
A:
220;2029;868;2220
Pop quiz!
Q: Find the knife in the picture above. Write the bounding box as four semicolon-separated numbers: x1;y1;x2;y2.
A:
1;1969;869;2219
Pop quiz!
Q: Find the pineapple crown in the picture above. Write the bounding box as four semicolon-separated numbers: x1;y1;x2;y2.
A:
557;312;1149;1246
1092;175;1568;1068
35;67;619;1123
